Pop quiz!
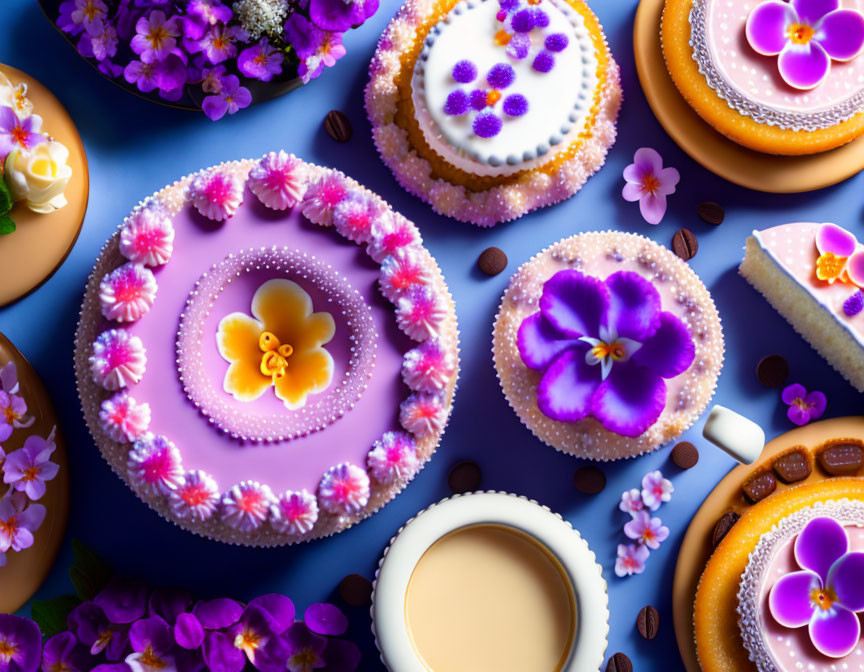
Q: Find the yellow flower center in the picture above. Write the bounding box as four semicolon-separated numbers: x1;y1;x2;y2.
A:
11;125;29;148
811;587;837;611
641;173;660;195
3;405;17;423
139;645;167;669
0;638;18;661
290;649;320;670
787;23;816;45
235;629;262;656
591;341;627;362
485;90;502;107
213;36;228;51
83;0;100;21
147;26;170;50
259;331;294;381
816;252;848;283
494;29;512;45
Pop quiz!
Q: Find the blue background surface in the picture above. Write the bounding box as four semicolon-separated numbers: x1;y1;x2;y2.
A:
1;0;863;669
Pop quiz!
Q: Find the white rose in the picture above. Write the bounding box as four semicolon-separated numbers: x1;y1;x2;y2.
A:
5;141;73;214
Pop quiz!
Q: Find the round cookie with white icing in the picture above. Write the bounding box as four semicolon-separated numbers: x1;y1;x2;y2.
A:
74;153;460;546
662;0;864;155
366;0;621;227
493;231;724;460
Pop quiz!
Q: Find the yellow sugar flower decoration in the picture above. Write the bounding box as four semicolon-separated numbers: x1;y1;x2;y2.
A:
217;279;336;410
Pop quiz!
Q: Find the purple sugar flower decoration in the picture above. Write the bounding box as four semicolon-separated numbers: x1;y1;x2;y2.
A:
782;383;826;426
2;433;59;500
746;0;864;90
130;10;179;64
473;112;503;138
443;61;527;138
843;290;864;316
451;60;477;83
622;148;680;225
201;74;251;121
0;614;41;672
769;517;864;657
238;39;284;82
309;0;379;33
532;50;555;73
0;107;45;161
517;269;695;437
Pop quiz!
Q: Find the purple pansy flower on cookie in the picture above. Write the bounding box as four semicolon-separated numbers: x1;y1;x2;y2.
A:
444;61;528;138
517;269;695;437
746;0;864;90
769;517;864;658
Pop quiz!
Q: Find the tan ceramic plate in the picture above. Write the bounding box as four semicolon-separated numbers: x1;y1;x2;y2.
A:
633;0;864;193
0;64;88;307
672;416;864;672
0;332;69;613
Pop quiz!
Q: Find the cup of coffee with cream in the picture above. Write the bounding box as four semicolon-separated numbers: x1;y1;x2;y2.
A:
372;491;609;672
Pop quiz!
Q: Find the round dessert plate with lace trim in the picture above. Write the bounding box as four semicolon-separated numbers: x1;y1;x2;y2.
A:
74;153;460;546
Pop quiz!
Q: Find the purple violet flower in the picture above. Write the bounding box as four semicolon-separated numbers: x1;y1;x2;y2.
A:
238;39;284;82
623;510;669;550
0;391;30;442
94;577;148;624
2;433;59;500
746;0;864;90
284;14;346;83
201;74;251;121
173;613;203;651
130;10;180;63
192;598;243;630
67;602;130;661
0;108;45;162
769;517;864;657
0;493;45;554
42;631;93;672
309;0;379;33
82;22;119;61
283;623;326;672
192;23;245;65
782;383;827;426
184;0;233;40
227;605;286;671
124;60;159;93
0;614;41;672
125;616;177;672
516;269;695;437
148;588;193;626
622;148;680;225
303;604;348;637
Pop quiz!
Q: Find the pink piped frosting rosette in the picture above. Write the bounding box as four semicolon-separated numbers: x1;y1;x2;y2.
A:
74;153;460;546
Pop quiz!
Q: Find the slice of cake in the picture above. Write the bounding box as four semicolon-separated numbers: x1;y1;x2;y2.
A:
740;222;864;392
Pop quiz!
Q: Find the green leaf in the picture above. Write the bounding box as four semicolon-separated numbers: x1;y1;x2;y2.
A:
69;539;113;601
0;215;14;236
0;177;12;216
31;594;81;640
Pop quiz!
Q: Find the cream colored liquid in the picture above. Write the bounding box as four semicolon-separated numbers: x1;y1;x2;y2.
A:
405;524;576;672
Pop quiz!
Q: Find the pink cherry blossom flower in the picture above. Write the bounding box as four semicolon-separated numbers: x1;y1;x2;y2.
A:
622;148;680;225
0;493;46;553
0;107;45;161
619;488;644;515
2;433;59;501
624;510;669;550
0;391;32;443
640;470;673;511
615;543;650;577
201;74;251;121
130;11;180;64
782;383;827;426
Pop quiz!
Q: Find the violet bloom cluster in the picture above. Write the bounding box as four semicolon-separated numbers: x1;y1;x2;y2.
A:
55;0;379;121
0;362;57;570
11;578;360;672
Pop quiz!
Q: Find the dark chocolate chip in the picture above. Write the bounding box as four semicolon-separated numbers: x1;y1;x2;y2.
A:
573;466;606;495
448;460;482;494
818;443;864;475
756;354;789;388
672;228;698;261
636;605;660;640
607;653;633;672
324;110;352;143
742;471;777;504
338;574;373;607
477;247;508;276
671;442;699;470
711;512;740;548
772;449;811;484
697;201;725;226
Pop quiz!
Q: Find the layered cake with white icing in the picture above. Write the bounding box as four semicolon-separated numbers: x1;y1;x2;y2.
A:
741;222;864;392
662;0;864;155
366;0;621;226
74;153;460;546
492;232;724;460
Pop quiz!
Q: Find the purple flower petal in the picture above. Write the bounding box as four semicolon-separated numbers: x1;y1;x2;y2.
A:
792;0;839;25
782;383;808;405
590;364;666;437
202;630;245;672
828;552;864;611
304;603;348;636
804;390;827;418
517;312;578;371
769;570;821;627
539;270;608;338
621;182;645;202
604;271;661;341
0;614;41;672
129;616;173;656
193;598;243;630
778;42;831;90
746;0;797;55
537;348;600;422
655;167;681;196
788;403;811;426
809;604;861;658
94;578;148;624
818;9;864;60
322;638;362;671
248;594;295;634
816;223;857;257
149;588;192;625
174;613;204;650
629;148;663;178
631;312;695;378
639;193;668;225
846;251;864;286
795;517;849;582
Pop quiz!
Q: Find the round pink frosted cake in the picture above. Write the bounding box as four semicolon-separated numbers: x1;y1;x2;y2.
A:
74;153;460;546
738;500;864;672
492;232;724;460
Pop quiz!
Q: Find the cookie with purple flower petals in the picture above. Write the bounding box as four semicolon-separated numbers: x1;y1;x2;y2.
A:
493;231;723;460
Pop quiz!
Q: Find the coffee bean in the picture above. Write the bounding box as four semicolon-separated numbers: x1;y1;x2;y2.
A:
818;443;864;475
448;460;482;494
573;466;606;495
756;354;788;388
606;652;633;672
636;605;660;640
697;201;725;225
672;228;698;261
477;247;508;276
338;574;373;607
742;471;777;504
711;512;740;548
324;110;352;143
772;449;811;484
671;442;699;469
